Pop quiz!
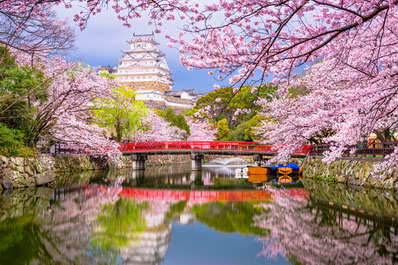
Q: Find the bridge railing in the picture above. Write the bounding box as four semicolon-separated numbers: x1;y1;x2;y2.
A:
54;143;89;155
119;141;312;154
52;141;396;158
310;142;398;157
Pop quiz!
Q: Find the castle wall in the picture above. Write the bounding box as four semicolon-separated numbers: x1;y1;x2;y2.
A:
122;81;171;93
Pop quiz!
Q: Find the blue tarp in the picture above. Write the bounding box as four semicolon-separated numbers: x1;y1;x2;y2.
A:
264;162;300;171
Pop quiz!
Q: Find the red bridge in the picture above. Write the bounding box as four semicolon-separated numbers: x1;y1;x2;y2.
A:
119;141;311;156
55;141;311;170
118;141;311;170
54;141;396;170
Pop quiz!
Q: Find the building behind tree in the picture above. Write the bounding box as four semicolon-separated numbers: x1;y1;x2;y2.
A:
111;33;202;111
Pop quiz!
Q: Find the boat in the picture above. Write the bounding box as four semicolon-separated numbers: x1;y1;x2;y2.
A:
247;166;276;175
248;174;276;183
246;165;277;183
278;175;294;183
236;163;303;183
277;163;303;176
245;163;303;184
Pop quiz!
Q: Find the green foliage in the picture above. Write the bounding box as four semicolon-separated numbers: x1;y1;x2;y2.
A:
194;85;276;125
90;199;148;251
0;146;38;158
157;108;190;135
0;46;50;147
192;85;276;141
215;118;230;140
0;123;24;149
98;71;116;80
93;86;148;142
0;215;39;265
192;202;268;236
165;201;187;220
0;123;36;157
232;114;268;142
288;85;309;98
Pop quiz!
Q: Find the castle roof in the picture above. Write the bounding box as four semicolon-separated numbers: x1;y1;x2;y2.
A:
127;32;159;45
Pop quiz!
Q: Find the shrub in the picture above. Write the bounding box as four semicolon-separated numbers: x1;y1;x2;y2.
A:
0;123;37;157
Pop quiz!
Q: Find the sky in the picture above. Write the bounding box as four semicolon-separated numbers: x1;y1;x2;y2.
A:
55;6;230;94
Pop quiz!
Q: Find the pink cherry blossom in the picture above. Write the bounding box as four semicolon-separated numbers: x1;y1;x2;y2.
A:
186;118;217;141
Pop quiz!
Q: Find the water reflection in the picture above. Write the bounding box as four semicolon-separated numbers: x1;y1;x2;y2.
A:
1;170;398;265
256;181;398;265
115;164;253;189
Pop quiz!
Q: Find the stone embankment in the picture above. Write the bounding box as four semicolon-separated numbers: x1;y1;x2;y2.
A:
0;154;203;190
146;155;191;166
0;155;109;190
6;153;396;191
0;155;55;189
304;157;398;190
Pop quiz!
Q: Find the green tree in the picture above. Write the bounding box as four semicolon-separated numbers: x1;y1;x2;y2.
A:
231;114;268;142
93;86;148;142
194;85;276;127
215;118;230;140
191;85;276;142
0;47;50;151
0;123;25;156
156;108;190;136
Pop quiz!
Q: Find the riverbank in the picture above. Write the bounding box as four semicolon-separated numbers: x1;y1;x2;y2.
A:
303;157;398;190
0;155;108;189
3;153;397;191
0;154;252;189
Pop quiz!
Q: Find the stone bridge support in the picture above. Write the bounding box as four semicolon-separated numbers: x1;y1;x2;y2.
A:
190;154;204;171
131;154;148;170
253;154;263;166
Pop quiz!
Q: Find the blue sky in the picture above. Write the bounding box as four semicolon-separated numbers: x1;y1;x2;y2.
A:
55;6;230;94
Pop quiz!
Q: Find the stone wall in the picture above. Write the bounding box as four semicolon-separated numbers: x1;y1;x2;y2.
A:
0;155;112;190
304;157;398;190
0;155;55;189
0;153;280;190
0;154;196;190
203;155;254;164
122;81;171;92
146;154;191;166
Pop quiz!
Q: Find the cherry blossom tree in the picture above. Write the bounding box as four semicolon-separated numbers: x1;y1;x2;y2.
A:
7;49;120;153
42;61;120;153
0;3;74;53
4;1;398;86
256;56;398;164
132;111;186;142
186;118;217;141
4;0;398;168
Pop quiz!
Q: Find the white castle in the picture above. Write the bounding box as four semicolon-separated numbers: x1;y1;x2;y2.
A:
111;33;202;110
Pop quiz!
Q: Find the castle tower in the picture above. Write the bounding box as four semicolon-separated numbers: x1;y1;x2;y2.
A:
115;33;173;93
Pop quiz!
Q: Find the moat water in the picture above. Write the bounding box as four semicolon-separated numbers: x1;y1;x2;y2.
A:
1;163;398;265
